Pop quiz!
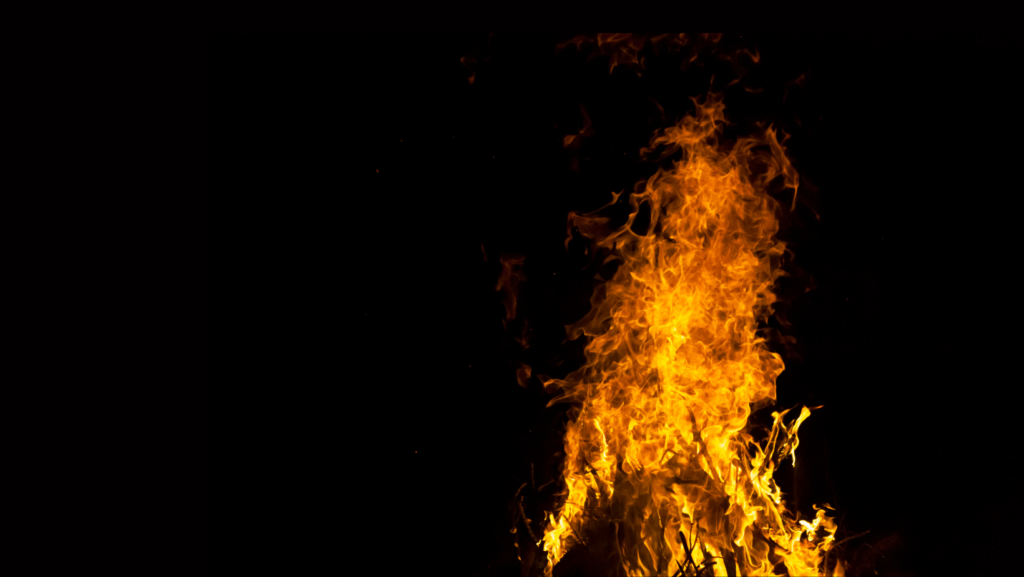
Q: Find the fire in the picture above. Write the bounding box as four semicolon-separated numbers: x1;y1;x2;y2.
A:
539;92;837;576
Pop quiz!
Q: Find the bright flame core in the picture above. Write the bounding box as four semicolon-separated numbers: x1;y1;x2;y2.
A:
541;94;836;576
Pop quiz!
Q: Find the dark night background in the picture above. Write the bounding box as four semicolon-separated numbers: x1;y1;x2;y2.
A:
209;34;1021;575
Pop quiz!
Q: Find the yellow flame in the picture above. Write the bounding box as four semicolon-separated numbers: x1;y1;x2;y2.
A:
541;93;836;576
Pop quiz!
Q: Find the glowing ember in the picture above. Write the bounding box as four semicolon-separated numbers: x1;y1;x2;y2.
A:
539;92;838;576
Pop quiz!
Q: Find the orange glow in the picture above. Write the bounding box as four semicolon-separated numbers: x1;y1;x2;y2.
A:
540;92;837;576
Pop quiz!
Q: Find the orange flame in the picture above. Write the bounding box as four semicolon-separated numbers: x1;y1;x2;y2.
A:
540;92;836;576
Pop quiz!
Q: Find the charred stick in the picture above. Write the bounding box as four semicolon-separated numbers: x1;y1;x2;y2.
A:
518;500;540;543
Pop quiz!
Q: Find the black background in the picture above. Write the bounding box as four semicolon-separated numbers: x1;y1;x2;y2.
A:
210;34;1021;575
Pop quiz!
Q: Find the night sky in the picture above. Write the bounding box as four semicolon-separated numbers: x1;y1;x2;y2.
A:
210;34;1022;576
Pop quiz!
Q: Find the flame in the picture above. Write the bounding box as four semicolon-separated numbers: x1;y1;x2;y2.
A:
540;93;836;576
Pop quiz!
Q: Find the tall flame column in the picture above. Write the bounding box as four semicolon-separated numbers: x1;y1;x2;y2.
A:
541;95;836;577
